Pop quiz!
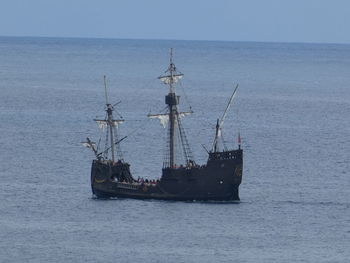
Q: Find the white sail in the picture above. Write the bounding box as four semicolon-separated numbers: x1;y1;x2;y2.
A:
112;120;124;127
217;128;222;138
95;120;107;131
179;111;193;118
148;111;192;128
158;73;183;84
81;141;96;149
94;119;124;131
148;114;169;128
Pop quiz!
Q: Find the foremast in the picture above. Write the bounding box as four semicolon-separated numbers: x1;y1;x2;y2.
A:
103;76;117;162
85;76;125;162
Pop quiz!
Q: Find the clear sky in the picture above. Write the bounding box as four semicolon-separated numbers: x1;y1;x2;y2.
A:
0;0;349;44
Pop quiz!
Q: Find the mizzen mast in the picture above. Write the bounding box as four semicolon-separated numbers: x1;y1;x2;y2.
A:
212;84;239;152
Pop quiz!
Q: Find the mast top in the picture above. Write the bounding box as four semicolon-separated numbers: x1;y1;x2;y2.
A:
158;48;183;93
169;48;173;66
103;75;110;105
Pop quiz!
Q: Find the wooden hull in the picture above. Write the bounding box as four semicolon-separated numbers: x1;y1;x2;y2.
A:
91;149;243;201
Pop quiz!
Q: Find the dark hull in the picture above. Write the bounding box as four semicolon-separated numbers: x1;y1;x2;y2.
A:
91;149;243;201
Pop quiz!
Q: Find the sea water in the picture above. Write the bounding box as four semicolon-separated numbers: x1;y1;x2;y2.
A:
0;36;349;262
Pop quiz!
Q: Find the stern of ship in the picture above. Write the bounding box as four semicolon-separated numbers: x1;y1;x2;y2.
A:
91;159;133;198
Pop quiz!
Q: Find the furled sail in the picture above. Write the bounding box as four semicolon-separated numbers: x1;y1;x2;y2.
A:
158;73;184;85
147;114;169;128
81;141;96;149
178;111;193;118
81;137;99;158
94;119;124;131
148;111;193;128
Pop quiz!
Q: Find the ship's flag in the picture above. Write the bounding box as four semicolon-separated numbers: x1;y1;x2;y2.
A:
238;132;241;145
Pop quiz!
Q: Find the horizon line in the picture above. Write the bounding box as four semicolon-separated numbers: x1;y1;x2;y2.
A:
0;34;349;46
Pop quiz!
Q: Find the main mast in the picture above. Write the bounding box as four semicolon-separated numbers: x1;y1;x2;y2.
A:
149;49;193;168
167;49;178;167
157;49;184;167
104;76;116;162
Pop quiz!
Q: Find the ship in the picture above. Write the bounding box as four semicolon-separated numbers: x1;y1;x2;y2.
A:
83;49;243;201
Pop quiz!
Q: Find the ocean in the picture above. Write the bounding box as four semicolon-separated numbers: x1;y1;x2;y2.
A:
0;36;349;262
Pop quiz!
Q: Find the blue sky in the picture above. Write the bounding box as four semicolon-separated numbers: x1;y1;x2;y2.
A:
0;0;349;43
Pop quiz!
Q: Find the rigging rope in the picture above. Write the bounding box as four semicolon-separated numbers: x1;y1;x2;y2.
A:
178;80;193;111
125;117;152;139
113;125;124;160
176;114;194;164
104;127;109;159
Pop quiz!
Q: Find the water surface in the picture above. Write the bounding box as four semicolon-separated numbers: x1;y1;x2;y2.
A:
0;36;349;262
